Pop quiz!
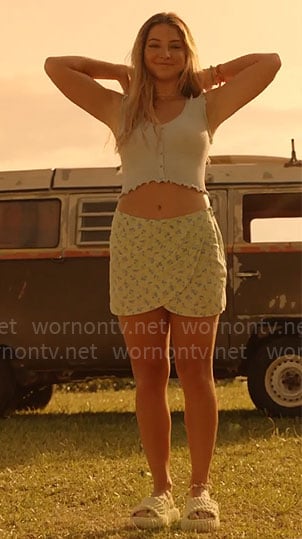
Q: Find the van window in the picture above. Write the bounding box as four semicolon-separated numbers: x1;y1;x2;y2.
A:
0;199;61;249
77;199;116;246
243;193;302;243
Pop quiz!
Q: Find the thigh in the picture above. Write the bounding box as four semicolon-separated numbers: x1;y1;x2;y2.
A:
170;313;219;380
118;306;171;386
163;208;227;318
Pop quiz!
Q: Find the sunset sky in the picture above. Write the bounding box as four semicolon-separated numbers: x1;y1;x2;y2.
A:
1;0;301;171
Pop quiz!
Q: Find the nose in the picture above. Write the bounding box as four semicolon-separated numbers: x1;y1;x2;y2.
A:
159;47;171;59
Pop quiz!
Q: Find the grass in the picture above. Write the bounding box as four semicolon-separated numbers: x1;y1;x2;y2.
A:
0;378;301;539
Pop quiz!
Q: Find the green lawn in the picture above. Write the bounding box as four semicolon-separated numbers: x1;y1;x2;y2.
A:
0;379;301;538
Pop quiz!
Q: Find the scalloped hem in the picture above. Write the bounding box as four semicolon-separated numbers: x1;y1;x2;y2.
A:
119;179;210;198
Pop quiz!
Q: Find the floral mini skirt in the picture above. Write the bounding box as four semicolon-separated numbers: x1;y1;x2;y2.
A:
109;206;227;317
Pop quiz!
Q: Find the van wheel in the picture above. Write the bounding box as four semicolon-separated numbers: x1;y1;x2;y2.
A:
247;336;302;417
16;384;53;411
0;360;17;417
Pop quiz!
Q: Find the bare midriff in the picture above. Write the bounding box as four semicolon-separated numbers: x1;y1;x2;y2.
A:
116;181;210;219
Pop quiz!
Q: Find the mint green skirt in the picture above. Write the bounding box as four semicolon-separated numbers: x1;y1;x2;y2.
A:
109;206;227;317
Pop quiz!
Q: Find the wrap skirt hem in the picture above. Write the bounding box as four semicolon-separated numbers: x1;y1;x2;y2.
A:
110;303;226;318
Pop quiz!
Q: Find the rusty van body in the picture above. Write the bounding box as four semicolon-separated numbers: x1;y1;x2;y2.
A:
0;154;301;417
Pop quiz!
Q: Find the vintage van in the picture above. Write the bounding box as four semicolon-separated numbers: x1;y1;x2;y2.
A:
0;149;301;417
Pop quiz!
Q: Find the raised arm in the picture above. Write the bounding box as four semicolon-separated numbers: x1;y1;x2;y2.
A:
44;56;131;130
200;53;281;135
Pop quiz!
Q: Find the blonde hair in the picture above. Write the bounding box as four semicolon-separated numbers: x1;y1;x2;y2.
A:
116;12;202;150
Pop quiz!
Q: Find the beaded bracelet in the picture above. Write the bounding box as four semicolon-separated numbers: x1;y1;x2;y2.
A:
216;63;225;86
209;65;216;86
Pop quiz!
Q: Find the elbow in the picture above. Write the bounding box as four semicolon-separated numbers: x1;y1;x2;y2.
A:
44;56;57;74
271;53;282;72
44;56;66;74
44;56;83;75
261;53;281;78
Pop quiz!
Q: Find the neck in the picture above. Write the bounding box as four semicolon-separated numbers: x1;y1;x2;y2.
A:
155;94;183;101
153;81;182;99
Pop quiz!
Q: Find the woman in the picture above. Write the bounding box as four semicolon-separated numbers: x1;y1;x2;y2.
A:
44;12;281;532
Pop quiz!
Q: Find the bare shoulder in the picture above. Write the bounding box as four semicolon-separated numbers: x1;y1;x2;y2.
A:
204;54;281;134
44;59;124;130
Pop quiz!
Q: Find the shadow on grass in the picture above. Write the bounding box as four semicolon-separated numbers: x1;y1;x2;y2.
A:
44;522;184;539
0;408;300;472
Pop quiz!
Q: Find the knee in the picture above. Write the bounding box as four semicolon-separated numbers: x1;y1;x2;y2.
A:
135;376;168;399
175;357;213;388
132;358;170;393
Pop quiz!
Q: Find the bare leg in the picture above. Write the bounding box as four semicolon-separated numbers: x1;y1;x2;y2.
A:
170;314;219;499
118;307;172;498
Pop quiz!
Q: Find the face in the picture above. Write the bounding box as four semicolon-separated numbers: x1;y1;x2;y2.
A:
144;23;186;81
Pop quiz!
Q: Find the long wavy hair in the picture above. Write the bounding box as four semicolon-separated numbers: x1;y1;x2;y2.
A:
116;12;202;150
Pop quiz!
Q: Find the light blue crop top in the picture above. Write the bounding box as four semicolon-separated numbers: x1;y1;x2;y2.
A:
117;92;213;198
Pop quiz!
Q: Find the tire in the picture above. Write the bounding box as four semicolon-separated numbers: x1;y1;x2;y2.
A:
247;336;302;417
16;384;53;411
0;360;17;417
